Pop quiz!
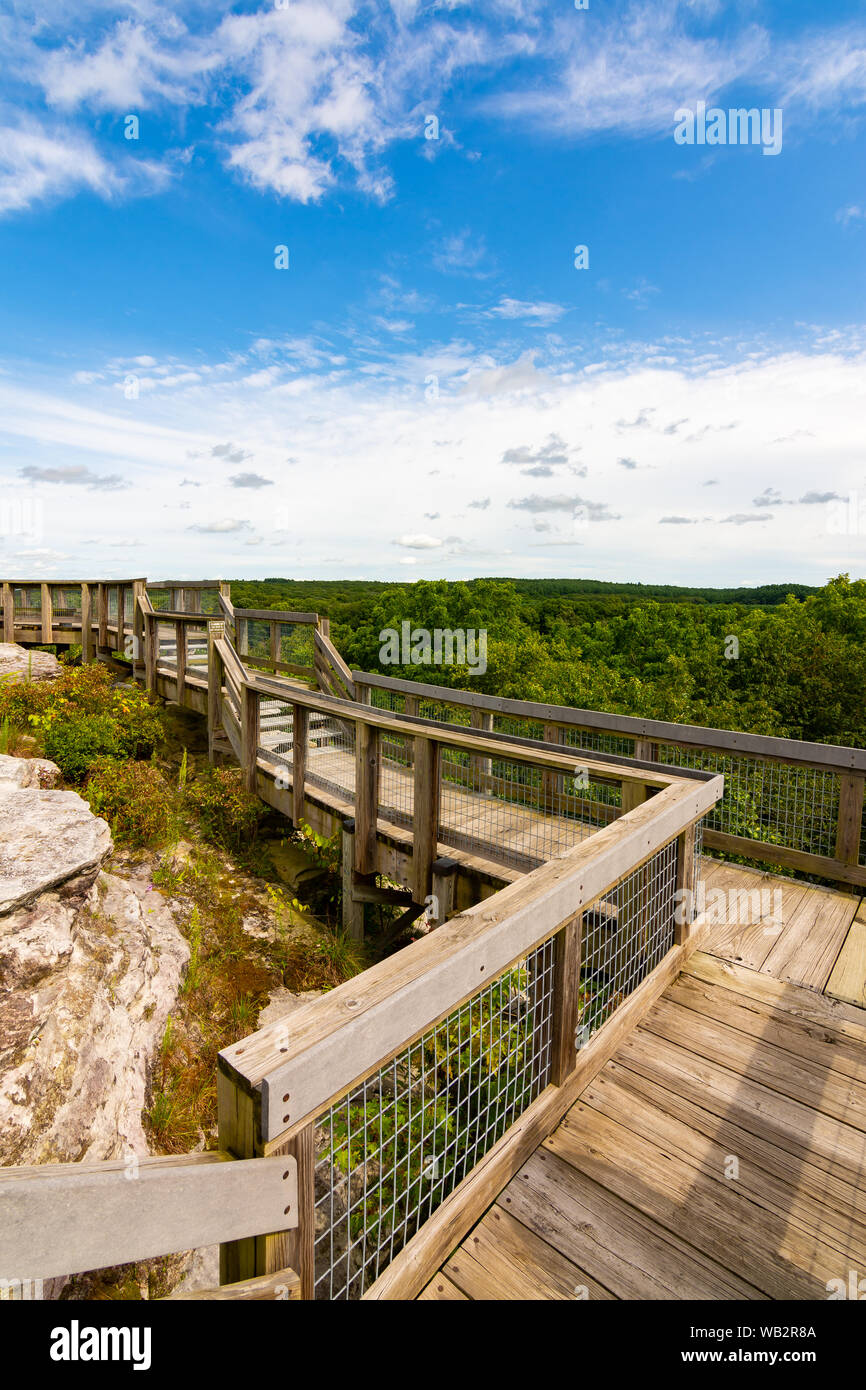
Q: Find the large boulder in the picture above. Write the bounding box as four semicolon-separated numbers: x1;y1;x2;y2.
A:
0;642;63;683
0;786;111;913
0;753;60;791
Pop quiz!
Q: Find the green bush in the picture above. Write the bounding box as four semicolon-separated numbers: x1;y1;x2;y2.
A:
42;713;122;781
184;766;268;851
85;757;178;847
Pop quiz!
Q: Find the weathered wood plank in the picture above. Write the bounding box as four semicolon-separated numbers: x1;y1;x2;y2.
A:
826;904;866;1010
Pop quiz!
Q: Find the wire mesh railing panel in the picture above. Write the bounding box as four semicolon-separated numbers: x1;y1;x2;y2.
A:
199;588;221;615
417;697;472;727
577;837;679;1044
155;622;178;670
279;623;315;670
438;746;615;871
379;733;415;827
307;715;356;800
313;936;556;1300
368;688;405;714
13;586;41;617
860;793;866;868
107;587;118;622
492;714;546;742
49;586;81;620
184;624;209;671
657;745;840;860
258;697;294;774
240;618;272;664
146;588;173;612
558;725;639;760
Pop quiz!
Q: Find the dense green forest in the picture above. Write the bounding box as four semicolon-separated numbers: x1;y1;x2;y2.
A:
230;574;866;748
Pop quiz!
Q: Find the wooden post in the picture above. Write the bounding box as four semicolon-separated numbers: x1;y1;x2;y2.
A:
620;776;648;816
175;618;187;703
835;774;865;888
145;614;157;694
404;693;419;718
469;709;493;788
550;913;583;1086
430;856;458;926
241;685;259;793
412;736;441;905
292;705;308;827
542;721;560;812
40;583;51;644
354;721;379;876
256;1123;316;1300
98;583;108;651
131;579;146;672
188;587;202;615
341;819;365;942
2;582;14;643
80;583;93;663
207;626;224;756
270;621;280;673
674;822;698;946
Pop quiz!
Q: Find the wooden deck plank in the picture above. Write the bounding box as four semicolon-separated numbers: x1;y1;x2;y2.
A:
760;883;860;991
685;952;866;1035
640;995;866;1132
616;1027;866;1189
699;861;811;971
665;970;866;1084
601;1054;866;1244
826;903;866;1010
441;1207;611;1301
417;1273;468;1301
581;1067;866;1264
498;1150;762;1300
546;1103;842;1299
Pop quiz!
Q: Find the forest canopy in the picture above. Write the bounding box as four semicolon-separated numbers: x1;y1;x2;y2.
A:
229;574;866;748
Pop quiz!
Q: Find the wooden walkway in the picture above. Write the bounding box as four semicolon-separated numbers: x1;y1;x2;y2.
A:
420;860;866;1300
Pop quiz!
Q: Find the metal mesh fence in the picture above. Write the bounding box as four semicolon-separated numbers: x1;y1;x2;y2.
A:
576;837;679;1044
49;586;81;620
307;714;356;800
280;623;315;670
12;586;40;619
438;745;616;872
861;794;866;868
185;623;209;673
155;622;178;671
258;697;295;775
657;745;840;860
146;588;173;612
313;935;556;1300
107;587;118;622
239;618;272;664
379;732;415;827
199;589;221;615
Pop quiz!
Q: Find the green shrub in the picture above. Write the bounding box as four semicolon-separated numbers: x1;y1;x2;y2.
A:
42;714;122;781
184;766;268;851
85;757;178;846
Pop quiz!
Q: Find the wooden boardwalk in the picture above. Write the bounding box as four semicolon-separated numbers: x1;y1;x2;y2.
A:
421;860;866;1300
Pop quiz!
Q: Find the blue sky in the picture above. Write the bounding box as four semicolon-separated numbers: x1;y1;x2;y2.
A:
0;0;865;583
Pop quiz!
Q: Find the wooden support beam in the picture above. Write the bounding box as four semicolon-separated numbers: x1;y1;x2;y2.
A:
549;913;583;1086
241;685;259;793
270;621;280;673
168;1267;300;1301
40;583;51;644
80;583;93;663
207;625;224;757
131;579;146;670
145;614;157;694
256;1124;316;1300
354;721;380;876
341;820;365;942
412;736;441;905
430;856;459;926
292;704;308;827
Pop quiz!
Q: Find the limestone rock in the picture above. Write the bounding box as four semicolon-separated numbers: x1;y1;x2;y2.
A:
0;788;111;913
0;870;188;1167
0;753;61;791
0;643;63;683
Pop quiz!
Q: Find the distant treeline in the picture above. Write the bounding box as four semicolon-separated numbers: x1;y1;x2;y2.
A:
229;574;866;748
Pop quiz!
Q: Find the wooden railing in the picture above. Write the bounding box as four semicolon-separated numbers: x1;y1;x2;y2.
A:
354;670;866;889
3;572;864;1300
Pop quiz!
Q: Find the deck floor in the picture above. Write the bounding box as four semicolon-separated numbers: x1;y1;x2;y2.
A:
420;860;866;1301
